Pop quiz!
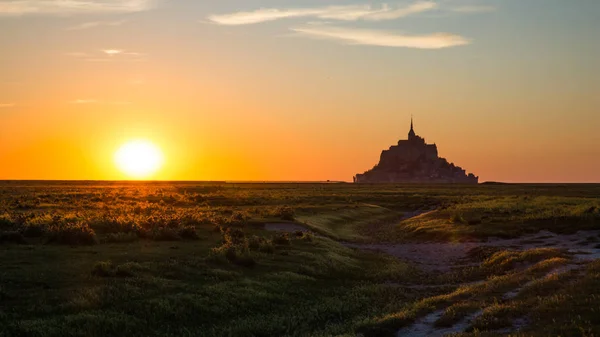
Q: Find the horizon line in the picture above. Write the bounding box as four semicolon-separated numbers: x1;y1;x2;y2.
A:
0;180;599;185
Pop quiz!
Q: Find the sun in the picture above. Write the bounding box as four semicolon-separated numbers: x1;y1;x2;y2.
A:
114;140;163;179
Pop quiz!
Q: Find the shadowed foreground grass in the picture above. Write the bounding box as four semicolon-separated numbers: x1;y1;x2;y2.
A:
0;231;422;337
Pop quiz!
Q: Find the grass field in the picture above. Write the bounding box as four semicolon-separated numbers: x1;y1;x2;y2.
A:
1;182;599;336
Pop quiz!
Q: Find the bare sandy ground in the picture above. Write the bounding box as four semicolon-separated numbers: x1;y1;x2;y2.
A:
344;230;600;272
265;220;600;272
396;309;482;337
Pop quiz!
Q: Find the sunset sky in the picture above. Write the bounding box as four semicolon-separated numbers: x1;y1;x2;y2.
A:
0;0;598;182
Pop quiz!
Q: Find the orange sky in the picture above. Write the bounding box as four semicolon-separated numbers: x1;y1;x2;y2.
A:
1;0;599;182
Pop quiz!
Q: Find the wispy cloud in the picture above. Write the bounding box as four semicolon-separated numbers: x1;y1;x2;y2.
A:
0;0;156;16
208;1;437;25
291;25;470;49
101;49;145;57
0;103;16;108
69;99;133;105
103;49;123;55
66;20;126;31
452;5;496;13
66;49;146;62
70;99;97;104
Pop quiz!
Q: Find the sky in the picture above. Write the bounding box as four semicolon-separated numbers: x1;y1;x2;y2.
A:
0;0;599;182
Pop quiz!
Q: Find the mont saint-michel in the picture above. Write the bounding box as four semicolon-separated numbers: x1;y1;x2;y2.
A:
354;119;478;184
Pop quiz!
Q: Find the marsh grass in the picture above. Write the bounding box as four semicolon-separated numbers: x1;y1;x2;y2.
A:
46;222;98;245
1;182;600;336
361;251;574;336
0;234;418;337
434;301;482;328
394;195;600;242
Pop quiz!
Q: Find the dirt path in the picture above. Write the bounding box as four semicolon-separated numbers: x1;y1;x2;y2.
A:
264;212;600;336
396;264;580;337
265;215;600;272
344;230;600;272
396;309;482;337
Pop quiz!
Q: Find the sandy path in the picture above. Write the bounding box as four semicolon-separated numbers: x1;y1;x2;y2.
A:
265;218;600;272
396;309;482;337
396;264;580;337
344;230;600;272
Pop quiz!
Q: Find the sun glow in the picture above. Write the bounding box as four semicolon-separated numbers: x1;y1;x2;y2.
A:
114;140;163;179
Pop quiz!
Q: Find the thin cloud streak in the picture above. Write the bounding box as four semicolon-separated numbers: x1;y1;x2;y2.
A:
66;20;126;31
0;103;16;108
452;5;496;13
66;50;145;62
0;0;156;16
291;25;470;49
208;1;437;25
69;100;133;105
70;99;97;104
103;49;123;55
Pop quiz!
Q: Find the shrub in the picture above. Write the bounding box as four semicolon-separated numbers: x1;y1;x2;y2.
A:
0;232;26;245
248;235;275;254
20;214;52;237
272;233;291;246
89;215;139;234
0;214;14;229
228;211;251;227
274;207;295;221
46;222;97;246
206;247;229;264
224;247;256;267
210;245;256;267
91;261;114;277
223;228;246;246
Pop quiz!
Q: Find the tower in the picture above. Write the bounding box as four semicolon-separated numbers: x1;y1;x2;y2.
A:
408;116;416;139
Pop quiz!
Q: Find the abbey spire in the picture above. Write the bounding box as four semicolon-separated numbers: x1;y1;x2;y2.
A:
408;115;416;139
